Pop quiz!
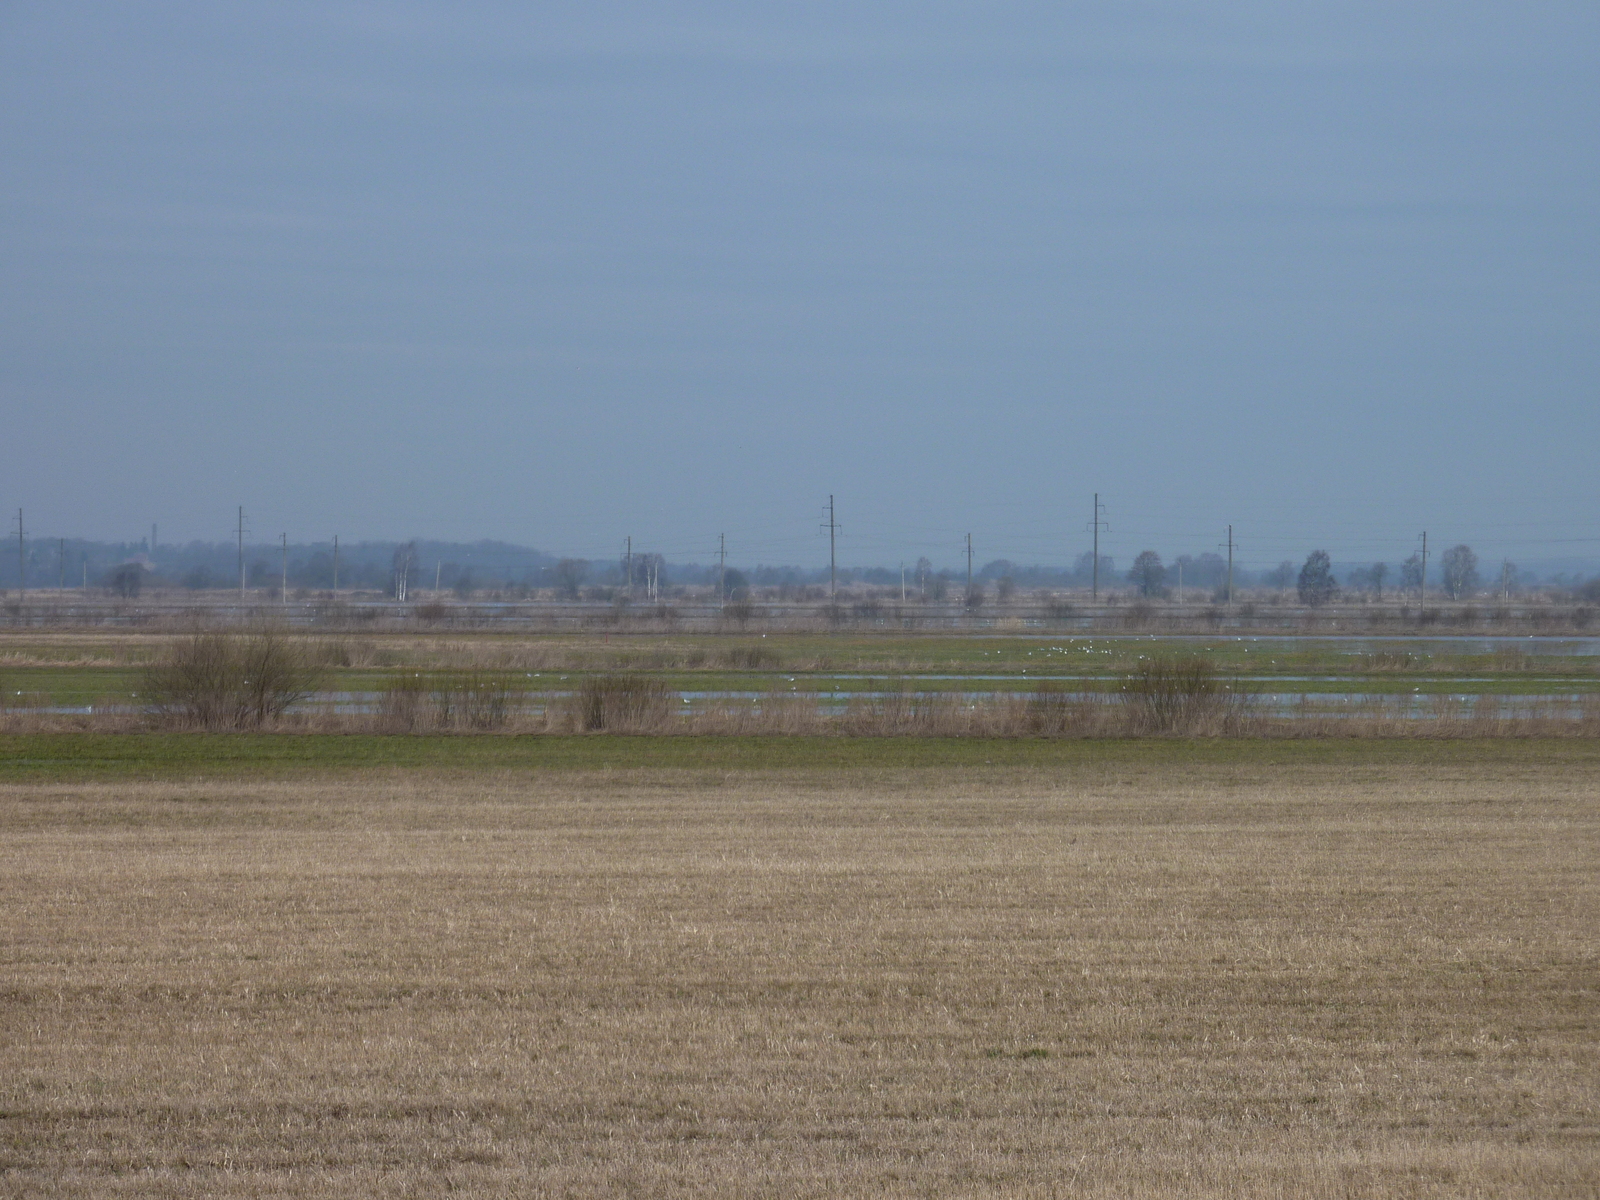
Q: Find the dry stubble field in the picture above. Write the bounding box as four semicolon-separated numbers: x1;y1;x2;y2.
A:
0;747;1596;1196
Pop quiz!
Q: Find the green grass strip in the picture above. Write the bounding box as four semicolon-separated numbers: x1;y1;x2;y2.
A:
2;732;1597;781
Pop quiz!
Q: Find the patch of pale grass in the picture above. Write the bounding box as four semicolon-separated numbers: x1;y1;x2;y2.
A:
0;758;1595;1196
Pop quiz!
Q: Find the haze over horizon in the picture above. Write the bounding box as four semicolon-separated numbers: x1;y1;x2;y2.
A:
3;3;1596;571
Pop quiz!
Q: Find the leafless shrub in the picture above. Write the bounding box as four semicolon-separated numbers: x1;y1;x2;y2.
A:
143;626;323;729
571;675;674;732
1119;656;1247;734
434;670;530;729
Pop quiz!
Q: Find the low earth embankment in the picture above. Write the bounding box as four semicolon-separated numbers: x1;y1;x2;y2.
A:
0;741;1595;1196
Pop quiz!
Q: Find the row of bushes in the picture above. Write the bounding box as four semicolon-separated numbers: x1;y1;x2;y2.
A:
129;629;1259;735
124;629;1597;736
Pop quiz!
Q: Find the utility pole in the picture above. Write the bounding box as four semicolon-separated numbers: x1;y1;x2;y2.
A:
1419;532;1427;602
966;533;973;597
1226;525;1234;605
821;496;840;601
59;538;65;591
332;535;339;594
718;533;726;605
281;533;288;604
237;506;247;598
151;523;157;558
625;536;632;600
1089;494;1109;600
435;561;441;592
1176;559;1182;604
900;562;906;604
14;509;23;596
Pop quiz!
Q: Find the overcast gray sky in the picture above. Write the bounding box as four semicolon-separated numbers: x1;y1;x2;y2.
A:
3;2;1596;571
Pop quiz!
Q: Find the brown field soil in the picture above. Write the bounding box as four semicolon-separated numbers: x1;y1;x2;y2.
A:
0;751;1596;1196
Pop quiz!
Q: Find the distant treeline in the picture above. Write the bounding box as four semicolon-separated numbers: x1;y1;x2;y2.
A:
2;537;1593;598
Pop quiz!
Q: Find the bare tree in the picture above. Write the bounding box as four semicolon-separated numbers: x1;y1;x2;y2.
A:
1441;544;1478;599
1498;559;1517;600
392;542;416;601
1369;561;1387;600
1297;550;1337;606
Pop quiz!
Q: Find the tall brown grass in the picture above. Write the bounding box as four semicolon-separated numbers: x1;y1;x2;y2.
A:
376;670;533;731
569;673;674;731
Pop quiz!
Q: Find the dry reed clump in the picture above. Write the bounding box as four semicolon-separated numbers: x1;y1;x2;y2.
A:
1118;655;1251;734
717;644;780;669
141;626;323;730
306;637;376;669
568;674;674;731
376;670;534;732
1023;680;1104;734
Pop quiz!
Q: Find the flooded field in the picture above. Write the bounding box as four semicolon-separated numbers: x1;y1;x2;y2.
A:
4;630;1599;728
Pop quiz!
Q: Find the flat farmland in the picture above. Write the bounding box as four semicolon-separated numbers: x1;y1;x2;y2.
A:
0;745;1596;1196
